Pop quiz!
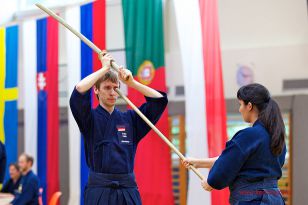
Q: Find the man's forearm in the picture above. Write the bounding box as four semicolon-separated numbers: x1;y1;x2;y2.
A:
76;66;109;93
129;80;163;98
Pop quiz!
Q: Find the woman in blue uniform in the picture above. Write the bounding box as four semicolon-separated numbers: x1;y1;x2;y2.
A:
1;163;22;195
183;83;286;204
70;53;168;205
0;141;6;186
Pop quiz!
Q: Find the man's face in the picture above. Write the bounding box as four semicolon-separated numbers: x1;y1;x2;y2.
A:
9;165;20;180
18;155;30;173
94;80;119;108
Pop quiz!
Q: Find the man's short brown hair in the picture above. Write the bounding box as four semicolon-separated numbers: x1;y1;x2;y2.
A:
20;153;34;166
94;70;119;89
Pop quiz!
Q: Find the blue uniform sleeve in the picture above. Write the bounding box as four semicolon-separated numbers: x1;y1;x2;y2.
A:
207;129;261;189
130;91;168;143
1;179;10;193
207;140;248;190
0;142;6;184
69;87;93;135
11;177;39;205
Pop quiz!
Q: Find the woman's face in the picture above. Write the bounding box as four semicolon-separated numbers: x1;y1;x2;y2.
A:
238;100;252;123
9;165;20;180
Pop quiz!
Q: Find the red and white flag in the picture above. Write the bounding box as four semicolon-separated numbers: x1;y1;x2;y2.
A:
174;0;229;204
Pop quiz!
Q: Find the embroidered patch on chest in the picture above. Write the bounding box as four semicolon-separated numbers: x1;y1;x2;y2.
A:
117;125;132;145
117;126;126;132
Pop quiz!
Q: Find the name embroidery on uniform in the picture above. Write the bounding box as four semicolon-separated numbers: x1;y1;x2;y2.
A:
117;125;131;144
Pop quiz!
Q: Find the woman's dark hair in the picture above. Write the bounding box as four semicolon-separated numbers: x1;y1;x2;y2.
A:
237;83;285;156
9;163;20;172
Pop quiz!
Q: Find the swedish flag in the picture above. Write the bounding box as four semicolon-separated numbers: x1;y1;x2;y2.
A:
0;25;18;183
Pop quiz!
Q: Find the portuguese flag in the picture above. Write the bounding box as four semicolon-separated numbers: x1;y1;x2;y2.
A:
122;0;174;204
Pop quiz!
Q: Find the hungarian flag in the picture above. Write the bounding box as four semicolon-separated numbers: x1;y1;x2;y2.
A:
122;0;174;204
174;0;229;204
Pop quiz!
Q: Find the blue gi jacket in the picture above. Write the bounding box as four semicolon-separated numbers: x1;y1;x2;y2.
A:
11;170;39;205
0;141;6;184
208;120;286;204
70;87;168;204
1;176;21;194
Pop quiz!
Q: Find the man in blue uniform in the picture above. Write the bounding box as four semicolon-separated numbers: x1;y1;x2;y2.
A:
10;153;39;205
70;53;168;205
0;141;6;186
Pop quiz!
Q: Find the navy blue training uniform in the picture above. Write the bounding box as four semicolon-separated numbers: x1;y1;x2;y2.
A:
208;120;286;205
1;176;21;194
11;170;39;205
70;88;168;205
0;141;6;184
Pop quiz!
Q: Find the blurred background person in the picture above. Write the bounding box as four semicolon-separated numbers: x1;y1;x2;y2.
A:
9;153;39;205
0;141;6;187
1;163;22;195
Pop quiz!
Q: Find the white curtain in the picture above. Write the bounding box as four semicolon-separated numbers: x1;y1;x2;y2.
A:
65;6;81;205
173;0;211;204
22;19;38;174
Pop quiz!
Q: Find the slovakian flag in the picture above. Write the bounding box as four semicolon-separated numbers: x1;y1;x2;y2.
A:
22;16;59;205
0;25;18;183
122;0;174;204
65;0;106;204
174;0;229;204
36;17;60;205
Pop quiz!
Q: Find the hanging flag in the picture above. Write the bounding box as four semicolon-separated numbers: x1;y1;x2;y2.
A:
174;0;229;204
173;1;210;204
65;6;81;205
22;19;38;174
36;16;59;205
199;0;229;204
65;0;106;204
0;25;18;182
122;0;174;204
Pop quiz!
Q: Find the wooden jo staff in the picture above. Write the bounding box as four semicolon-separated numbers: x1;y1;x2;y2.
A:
35;3;205;181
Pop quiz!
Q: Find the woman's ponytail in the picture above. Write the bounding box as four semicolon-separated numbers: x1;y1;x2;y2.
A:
237;83;285;156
